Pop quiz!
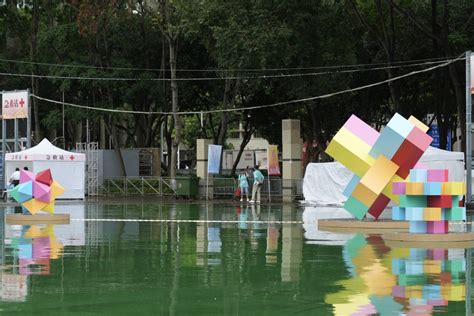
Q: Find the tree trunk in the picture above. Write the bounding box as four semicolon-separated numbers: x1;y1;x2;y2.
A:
30;0;41;143
230;117;254;176
169;37;180;178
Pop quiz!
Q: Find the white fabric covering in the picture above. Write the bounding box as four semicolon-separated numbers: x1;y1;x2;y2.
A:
5;139;85;199
303;146;464;205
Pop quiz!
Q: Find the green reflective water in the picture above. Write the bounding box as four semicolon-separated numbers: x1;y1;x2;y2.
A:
0;202;471;315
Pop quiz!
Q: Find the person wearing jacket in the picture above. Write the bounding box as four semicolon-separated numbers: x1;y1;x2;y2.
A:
249;165;264;204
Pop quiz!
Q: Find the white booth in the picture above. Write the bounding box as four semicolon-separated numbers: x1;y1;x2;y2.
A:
5;139;85;199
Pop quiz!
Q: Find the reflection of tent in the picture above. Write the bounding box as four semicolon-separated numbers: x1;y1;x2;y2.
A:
5;139;85;199
303;146;464;205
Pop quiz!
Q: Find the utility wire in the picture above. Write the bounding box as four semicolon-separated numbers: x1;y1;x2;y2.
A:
0;59;458;82
30;54;462;115
0;55;461;72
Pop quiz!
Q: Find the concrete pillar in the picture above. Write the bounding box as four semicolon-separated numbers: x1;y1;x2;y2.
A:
196;139;213;199
281;205;302;282
282;119;302;202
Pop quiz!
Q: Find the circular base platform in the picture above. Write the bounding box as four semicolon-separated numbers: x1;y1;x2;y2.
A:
6;214;70;225
384;232;474;248
318;219;409;233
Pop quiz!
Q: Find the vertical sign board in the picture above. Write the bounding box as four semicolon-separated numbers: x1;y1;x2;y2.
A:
267;145;280;176
2;90;30;188
2;91;29;119
207;144;222;175
471;53;474;94
206;144;222;200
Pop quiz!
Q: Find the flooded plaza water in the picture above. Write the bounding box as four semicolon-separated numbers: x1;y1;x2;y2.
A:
0;201;472;315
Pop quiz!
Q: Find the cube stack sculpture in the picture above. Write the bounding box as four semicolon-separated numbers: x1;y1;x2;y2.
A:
392;169;466;234
392;248;466;311
326;113;432;220
8;169;65;214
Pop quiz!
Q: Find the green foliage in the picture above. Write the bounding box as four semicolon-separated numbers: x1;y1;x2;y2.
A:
0;0;472;152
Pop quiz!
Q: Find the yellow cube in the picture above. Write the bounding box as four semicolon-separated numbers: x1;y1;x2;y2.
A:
326;127;375;177
442;182;452;195
360;155;399;194
423;207;442;221
406;182;424;195
450;182;466;195
352;183;377;206
408;116;429;133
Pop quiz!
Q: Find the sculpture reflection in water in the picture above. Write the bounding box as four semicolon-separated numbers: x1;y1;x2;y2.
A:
326;234;468;315
1;224;64;302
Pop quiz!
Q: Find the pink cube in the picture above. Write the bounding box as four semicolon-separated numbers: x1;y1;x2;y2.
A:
343;114;380;146
392;182;406;194
427;221;448;234
427;169;448;182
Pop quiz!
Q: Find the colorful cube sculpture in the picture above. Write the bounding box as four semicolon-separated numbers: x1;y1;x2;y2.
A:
326;113;432;220
9;169;65;215
392;169;466;234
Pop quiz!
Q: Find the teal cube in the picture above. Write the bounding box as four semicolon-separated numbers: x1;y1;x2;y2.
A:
399;195;427;208
445;207;465;221
344;196;369;220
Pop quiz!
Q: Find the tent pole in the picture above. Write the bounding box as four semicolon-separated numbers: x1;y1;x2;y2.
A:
466;51;472;203
2;118;5;188
27;88;31;148
14;118;18;152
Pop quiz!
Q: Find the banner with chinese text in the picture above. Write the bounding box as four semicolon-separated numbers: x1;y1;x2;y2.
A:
2;90;29;119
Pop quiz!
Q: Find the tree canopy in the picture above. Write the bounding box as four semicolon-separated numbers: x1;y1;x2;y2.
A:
0;0;473;174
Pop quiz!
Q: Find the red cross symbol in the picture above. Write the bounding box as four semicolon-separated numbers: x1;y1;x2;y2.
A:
19;98;25;107
25;155;28;160
69;155;75;161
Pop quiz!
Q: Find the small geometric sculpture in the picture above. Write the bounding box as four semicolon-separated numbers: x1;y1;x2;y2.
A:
392;169;466;234
326;113;432;220
9;169;65;215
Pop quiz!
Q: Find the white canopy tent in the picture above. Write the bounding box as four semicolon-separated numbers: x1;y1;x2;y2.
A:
303;146;465;205
5;139;85;199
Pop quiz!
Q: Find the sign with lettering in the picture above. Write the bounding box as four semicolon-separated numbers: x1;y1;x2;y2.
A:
5;153;84;161
2;90;28;119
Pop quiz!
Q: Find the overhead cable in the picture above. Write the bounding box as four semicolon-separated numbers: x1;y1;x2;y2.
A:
30;54;462;115
0;55;460;72
0;59;458;82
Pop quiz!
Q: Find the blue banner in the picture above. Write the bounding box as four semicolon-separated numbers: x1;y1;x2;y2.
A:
207;145;222;174
427;125;452;150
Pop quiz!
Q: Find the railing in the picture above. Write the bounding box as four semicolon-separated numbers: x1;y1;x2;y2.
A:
211;176;303;201
100;177;177;196
99;176;304;201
